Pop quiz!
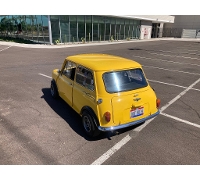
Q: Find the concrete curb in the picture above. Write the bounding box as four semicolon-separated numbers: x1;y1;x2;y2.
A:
0;38;200;49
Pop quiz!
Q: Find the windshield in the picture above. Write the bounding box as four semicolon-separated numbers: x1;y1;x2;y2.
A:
103;68;148;93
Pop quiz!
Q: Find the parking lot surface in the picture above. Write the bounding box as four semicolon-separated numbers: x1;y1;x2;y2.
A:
0;39;200;165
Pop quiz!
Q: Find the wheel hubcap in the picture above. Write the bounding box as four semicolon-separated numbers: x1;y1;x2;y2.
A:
83;116;91;132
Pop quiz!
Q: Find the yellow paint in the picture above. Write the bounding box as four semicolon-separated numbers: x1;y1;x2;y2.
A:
52;54;159;129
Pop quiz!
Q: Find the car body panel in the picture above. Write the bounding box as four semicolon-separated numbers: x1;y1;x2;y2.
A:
51;54;160;132
57;74;73;106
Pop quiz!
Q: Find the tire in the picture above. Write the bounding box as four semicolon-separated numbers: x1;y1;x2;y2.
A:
82;111;100;137
51;80;58;98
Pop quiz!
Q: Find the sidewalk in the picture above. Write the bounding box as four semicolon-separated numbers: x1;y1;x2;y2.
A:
0;38;200;49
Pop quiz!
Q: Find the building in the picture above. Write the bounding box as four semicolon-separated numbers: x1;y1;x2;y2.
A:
0;15;174;44
163;15;200;38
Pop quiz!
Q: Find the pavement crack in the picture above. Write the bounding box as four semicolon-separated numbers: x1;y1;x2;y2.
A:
180;99;200;119
29;106;42;117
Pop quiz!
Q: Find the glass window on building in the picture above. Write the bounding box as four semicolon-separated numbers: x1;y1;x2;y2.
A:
77;15;85;42
36;15;44;43
10;16;18;37
41;16;49;43
93;15;99;41
116;18;121;41
6;16;11;36
60;15;69;43
16;16;23;35
125;19;130;39
69;15;77;43
0;15;49;44
31;15;38;42
110;17;116;41
98;16;105;41
129;20;134;39
85;15;92;42
50;15;60;44
134;20;140;39
119;18;125;40
20;16;28;38
104;17;110;41
26;15;33;40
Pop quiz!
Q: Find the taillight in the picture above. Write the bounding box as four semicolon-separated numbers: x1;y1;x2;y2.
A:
156;99;161;108
104;112;111;122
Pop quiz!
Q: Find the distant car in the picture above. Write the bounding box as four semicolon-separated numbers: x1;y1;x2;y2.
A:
51;54;160;137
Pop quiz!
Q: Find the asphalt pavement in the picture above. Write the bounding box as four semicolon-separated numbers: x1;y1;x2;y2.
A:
0;38;200;165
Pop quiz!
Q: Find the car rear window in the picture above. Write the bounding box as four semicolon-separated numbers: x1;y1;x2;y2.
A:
103;68;148;93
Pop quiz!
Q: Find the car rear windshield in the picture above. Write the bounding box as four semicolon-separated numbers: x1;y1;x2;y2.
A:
103;68;148;93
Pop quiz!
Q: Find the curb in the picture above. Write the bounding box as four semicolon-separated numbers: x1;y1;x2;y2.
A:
1;38;200;49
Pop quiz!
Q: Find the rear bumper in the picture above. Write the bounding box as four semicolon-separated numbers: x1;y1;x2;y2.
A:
98;110;160;132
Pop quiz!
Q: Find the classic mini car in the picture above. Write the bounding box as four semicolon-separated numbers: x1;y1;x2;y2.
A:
51;54;160;137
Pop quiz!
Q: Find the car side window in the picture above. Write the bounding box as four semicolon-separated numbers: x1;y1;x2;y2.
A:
76;66;94;91
62;61;76;80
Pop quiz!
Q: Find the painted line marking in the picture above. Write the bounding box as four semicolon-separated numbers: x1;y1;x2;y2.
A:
148;79;200;92
192;88;200;92
161;112;200;129
39;73;200;92
148;52;200;60
134;55;200;67
159;78;200;112
91;78;200;165
0;46;12;52
38;73;200;164
188;50;199;51
38;73;51;79
147;49;200;56
143;65;200;76
148;79;187;89
91;134;131;165
38;73;200;93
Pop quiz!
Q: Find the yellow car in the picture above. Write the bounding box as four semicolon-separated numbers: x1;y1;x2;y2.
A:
51;54;160;137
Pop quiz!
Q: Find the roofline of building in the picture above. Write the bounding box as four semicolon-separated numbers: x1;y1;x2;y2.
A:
106;15;175;23
0;15;175;23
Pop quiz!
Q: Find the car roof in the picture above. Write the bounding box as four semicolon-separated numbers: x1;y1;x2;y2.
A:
66;54;142;71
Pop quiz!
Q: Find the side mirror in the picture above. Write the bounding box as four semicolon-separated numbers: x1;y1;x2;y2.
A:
58;70;61;74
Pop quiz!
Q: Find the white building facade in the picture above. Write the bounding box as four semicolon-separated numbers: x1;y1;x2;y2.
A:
0;15;174;44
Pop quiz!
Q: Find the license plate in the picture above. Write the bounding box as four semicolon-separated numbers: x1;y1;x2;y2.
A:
130;107;144;118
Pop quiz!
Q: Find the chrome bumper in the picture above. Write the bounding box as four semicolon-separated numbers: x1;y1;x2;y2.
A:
98;110;160;132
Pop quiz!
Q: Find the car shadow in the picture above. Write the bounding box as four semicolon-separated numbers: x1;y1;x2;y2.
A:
41;88;144;141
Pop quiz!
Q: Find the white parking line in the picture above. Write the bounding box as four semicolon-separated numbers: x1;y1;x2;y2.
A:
143;65;200;76
192;88;200;92
148;49;200;56
38;72;200;92
91;135;132;165
38;73;51;79
159;78;200;112
148;79;187;89
38;73;200;164
148;79;200;92
148;52;200;60
134;55;200;67
188;50;199;51
161;112;200;129
91;78;200;165
0;46;12;52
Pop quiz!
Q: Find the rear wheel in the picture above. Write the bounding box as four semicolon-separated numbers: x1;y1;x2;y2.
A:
82;111;100;137
51;80;58;98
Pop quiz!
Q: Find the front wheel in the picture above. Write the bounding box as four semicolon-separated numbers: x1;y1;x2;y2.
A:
51;80;58;98
82;112;100;137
